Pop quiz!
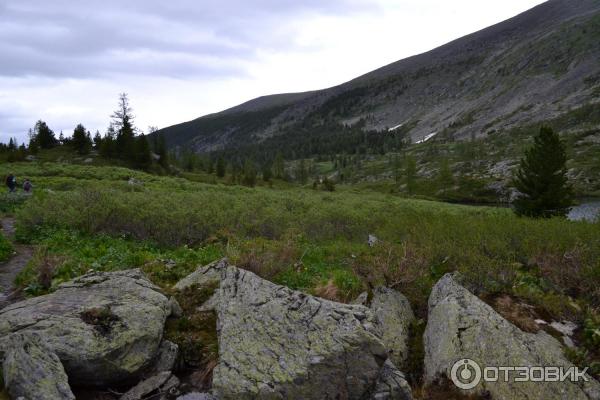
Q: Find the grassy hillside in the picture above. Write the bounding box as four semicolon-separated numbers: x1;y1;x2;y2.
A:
2;161;599;385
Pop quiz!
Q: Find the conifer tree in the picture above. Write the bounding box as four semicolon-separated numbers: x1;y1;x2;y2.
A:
216;156;226;178
27;129;39;154
72;124;93;155
437;158;454;190
296;159;308;184
111;93;137;162
156;133;169;169
262;161;272;182
242;158;257;187
93;131;102;149
135;133;152;170
513;126;573;218
34;120;57;149
273;152;285;179
405;155;417;194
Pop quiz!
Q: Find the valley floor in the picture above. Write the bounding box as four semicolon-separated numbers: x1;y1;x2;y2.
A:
0;161;599;398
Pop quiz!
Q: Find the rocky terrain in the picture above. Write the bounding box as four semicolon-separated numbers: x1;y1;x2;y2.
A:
2;259;598;399
156;0;600;153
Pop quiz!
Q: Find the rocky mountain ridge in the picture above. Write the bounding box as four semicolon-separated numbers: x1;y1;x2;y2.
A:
156;0;600;154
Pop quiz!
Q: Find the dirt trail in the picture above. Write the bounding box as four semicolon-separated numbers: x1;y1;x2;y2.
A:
0;217;34;308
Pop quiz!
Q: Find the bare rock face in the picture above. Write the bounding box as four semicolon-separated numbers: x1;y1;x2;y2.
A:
1;333;75;400
370;287;415;368
0;269;171;387
371;360;413;400
173;258;229;291
212;266;387;399
424;274;600;400
181;258;412;400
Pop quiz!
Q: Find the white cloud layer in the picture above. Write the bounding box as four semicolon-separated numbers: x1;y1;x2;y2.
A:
0;0;546;142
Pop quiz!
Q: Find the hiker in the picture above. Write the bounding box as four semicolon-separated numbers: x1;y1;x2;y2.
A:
5;174;16;193
23;178;32;193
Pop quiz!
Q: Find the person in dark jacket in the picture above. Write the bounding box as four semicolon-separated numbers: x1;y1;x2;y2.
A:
23;178;32;193
5;174;16;192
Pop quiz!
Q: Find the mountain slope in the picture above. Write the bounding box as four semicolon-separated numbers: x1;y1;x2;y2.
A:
157;0;600;153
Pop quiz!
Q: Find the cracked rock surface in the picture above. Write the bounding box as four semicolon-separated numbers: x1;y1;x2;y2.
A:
208;263;398;399
371;360;412;400
0;269;171;387
370;287;415;368
1;332;75;400
424;274;600;400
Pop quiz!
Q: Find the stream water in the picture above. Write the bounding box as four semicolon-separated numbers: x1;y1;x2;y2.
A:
568;199;600;222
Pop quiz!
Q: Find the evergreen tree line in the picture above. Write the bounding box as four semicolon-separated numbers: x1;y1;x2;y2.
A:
0;94;169;171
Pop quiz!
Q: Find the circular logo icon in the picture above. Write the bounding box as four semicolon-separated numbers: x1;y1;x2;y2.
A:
450;358;482;390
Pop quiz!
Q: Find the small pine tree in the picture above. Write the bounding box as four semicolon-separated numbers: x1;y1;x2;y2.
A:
93;131;102;149
513;126;573;218
135;133;152;170
156;134;169;169
216;156;226;178
27;129;39;154
405;155;417;194
242;158;257;187
296;159;308;184
262;161;272;182
100;124;117;158
273;152;285;179
437;158;454;190
116;116;136;162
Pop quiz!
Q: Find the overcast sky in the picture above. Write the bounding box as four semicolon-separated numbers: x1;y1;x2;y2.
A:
0;0;547;143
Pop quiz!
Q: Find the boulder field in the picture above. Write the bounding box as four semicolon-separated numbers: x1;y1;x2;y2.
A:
0;260;598;400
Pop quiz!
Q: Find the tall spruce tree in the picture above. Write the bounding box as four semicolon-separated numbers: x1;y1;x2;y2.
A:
512;126;573;218
111;93;137;162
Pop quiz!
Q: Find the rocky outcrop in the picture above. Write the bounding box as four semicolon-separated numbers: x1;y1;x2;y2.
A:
370;287;415;368
199;260;406;400
149;340;179;373
173;258;229;291
177;394;218;400
0;269;171;387
371;360;412;400
1;333;75;400
424;274;600;400
119;371;173;400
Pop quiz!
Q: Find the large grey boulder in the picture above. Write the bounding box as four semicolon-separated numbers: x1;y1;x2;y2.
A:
424;274;600;400
2;333;75;400
210;264;390;399
0;269;171;387
370;287;415;368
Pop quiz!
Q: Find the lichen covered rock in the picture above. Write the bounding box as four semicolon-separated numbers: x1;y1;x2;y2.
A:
424;274;600;400
210;264;390;399
0;269;171;387
1;333;75;400
370;287;415;368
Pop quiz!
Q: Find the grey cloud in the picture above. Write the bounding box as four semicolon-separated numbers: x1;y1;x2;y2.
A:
0;0;375;79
